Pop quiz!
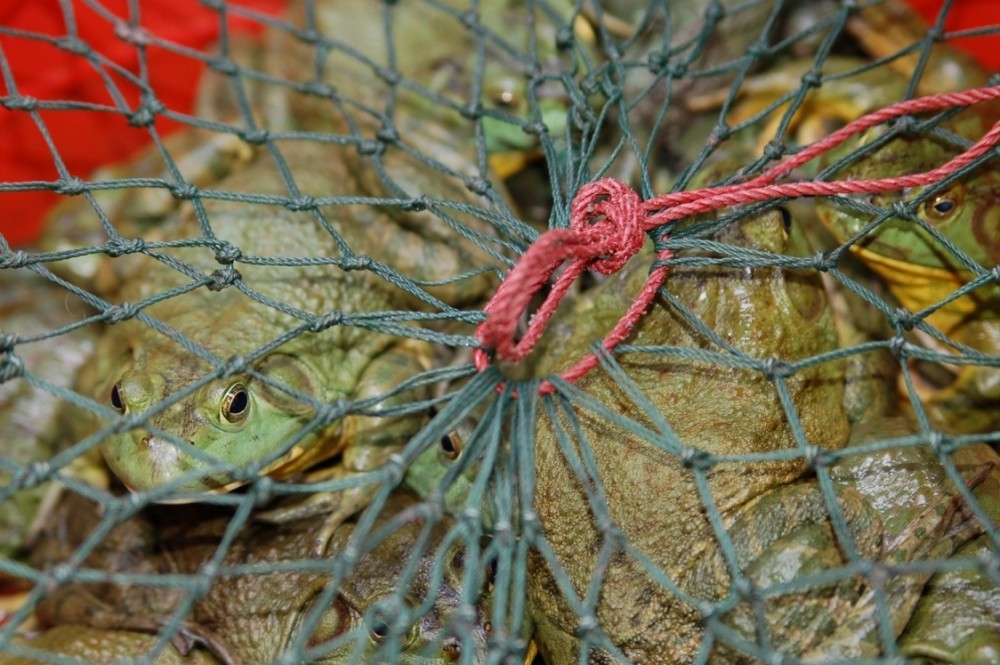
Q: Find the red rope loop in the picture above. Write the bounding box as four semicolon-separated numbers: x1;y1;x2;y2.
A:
474;84;1000;394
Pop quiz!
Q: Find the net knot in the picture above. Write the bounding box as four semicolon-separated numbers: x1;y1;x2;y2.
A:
0;250;30;269
54;177;87;196
207;267;241;291
0;355;23;384
105;302;139;325
1;96;37;112
104;237;146;257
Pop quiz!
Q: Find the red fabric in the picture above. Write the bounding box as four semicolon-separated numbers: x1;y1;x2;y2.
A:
0;0;287;247
907;0;1000;70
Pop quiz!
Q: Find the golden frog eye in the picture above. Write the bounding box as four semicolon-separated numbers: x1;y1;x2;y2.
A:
110;382;126;414
923;184;965;222
221;383;250;423
439;431;463;461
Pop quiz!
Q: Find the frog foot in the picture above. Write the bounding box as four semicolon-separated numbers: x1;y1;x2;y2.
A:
255;467;380;556
169;622;242;665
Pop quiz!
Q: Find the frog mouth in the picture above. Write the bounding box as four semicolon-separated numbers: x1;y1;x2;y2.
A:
123;437;309;501
849;245;972;332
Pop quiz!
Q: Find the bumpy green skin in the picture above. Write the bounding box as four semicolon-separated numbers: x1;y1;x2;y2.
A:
525;208;850;663
92;139;498;529
0;270;100;561
524;206;986;663
30;491;502;664
36;130;255;294
897;442;1000;664
263;0;592;173
2;626;219;665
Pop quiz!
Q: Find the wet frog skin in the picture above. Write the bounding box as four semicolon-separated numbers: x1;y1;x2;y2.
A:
523;205;986;663
524;206;849;663
89;138;500;548
896;441;1000;664
29;491;502;665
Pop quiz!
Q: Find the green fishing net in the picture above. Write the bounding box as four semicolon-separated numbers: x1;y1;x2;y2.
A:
2;1;1000;663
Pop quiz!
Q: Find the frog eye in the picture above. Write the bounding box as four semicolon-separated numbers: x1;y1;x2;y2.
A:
491;87;522;112
110;382;126;414
439;432;463;461
368;620;391;642
368;619;417;648
923;184;965;222
221;383;250;423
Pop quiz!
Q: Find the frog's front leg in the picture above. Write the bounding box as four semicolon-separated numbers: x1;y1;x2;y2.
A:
714;482;883;660
258;338;433;555
801;493;984;661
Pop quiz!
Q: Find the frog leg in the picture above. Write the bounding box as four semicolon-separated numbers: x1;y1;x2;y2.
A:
713;482;883;659
898;535;1000;664
124;131;255;222
257;338;432;555
800;483;986;661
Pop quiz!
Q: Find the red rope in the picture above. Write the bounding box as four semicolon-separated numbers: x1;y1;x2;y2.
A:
474;85;1000;395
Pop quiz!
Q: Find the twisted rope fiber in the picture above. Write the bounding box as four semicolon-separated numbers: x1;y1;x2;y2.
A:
475;85;1000;394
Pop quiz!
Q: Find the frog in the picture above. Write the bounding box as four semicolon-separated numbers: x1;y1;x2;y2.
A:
685;55;913;157
843;0;993;97
34;128;255;294
896;439;1000;664
2;626;219;665
83;134;503;553
519;199;985;663
573;0;778;186
27;489;511;664
0;268;107;567
253;0;598;182
812;85;1000;434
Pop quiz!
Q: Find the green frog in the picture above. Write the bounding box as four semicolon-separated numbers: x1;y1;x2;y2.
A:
259;0;596;180
36;129;255;294
28;490;509;664
86;137;502;551
521;202;984;662
2;626;219;665
813;92;1000;434
0;269;106;565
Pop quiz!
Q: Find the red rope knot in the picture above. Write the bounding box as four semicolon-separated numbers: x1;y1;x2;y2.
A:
569;178;645;275
474;178;669;393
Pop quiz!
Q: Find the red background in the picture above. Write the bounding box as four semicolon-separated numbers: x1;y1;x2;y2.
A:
0;0;996;247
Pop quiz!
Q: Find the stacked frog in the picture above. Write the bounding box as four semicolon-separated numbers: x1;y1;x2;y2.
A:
2;0;999;664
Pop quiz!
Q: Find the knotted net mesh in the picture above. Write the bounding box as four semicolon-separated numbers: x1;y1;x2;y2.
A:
1;1;1000;663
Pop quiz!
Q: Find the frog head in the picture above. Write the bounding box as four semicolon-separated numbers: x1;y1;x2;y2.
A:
98;307;327;496
816;113;1000;328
